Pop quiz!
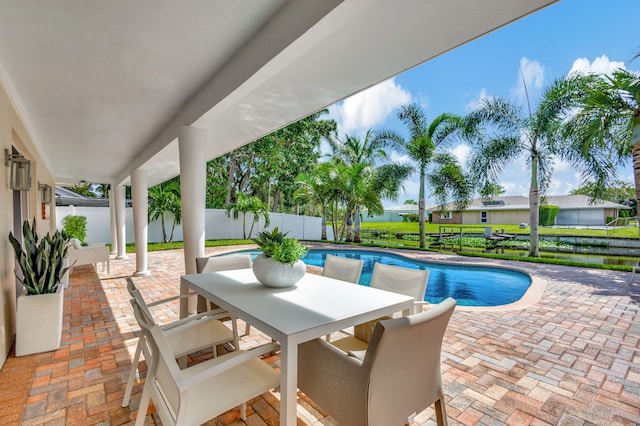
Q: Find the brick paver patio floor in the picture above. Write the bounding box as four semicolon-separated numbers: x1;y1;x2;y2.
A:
0;244;638;425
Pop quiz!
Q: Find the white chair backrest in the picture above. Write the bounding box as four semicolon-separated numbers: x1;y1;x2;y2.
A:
322;254;364;284
126;280;157;327
126;277;139;298
130;298;182;420
365;298;456;425
196;254;252;273
370;263;429;303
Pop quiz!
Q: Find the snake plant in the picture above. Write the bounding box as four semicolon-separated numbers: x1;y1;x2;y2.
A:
8;219;72;295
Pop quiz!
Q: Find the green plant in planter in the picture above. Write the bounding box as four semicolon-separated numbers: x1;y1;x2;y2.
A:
252;227;307;264
8;219;72;295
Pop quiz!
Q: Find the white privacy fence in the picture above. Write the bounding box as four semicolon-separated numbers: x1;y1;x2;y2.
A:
55;206;323;244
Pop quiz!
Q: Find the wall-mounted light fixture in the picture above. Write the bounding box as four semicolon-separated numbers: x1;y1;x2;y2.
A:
5;148;32;191
39;183;52;204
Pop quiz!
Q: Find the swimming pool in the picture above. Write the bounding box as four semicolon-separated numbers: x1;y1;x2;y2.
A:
227;248;531;307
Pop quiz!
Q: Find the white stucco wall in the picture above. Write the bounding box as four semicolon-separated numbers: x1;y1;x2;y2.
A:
1;78;57;368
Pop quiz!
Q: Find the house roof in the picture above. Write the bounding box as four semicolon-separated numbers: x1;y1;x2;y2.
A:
0;0;557;188
427;195;630;212
384;204;419;212
55;186;110;207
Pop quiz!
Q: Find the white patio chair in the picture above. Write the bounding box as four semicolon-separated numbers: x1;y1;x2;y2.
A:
196;254;253;335
322;254;364;341
331;262;430;353
298;298;456;426
68;238;110;274
130;297;280;426
322;253;364;284
122;277;238;407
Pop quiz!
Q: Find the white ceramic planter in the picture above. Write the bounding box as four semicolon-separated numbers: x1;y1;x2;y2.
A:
15;284;64;356
61;257;70;288
252;253;306;288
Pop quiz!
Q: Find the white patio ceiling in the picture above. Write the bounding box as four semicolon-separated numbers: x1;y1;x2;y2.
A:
0;0;557;188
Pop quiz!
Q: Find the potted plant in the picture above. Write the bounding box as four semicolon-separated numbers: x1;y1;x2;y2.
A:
251;227;308;288
8;219;72;356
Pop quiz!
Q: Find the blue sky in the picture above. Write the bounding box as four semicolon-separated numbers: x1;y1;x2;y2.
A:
327;0;640;207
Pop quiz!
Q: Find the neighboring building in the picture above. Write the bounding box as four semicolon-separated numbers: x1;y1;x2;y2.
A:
55;186;110;207
427;195;630;226
362;204;419;222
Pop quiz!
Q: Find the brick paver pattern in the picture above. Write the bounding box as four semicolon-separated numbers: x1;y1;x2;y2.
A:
0;244;638;425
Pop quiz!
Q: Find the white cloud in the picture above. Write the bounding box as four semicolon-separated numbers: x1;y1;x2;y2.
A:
548;175;576;196
511;57;545;104
390;151;410;164
465;88;490;111
450;143;471;170
329;78;412;136
552;156;571;173
568;54;625;76
500;181;527;196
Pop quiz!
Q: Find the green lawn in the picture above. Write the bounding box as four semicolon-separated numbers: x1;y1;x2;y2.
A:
120;239;254;253
108;230;637;272
358;222;640;239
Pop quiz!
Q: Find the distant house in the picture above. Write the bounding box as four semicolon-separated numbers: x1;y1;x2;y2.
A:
55;186;132;207
427;195;630;226
362;204;419;222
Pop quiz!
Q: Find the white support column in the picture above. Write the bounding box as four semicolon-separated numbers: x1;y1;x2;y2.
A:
109;188;117;255
114;184;127;260
179;126;207;317
131;168;150;276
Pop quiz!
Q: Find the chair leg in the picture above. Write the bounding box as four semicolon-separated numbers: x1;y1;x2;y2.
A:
434;398;448;426
122;339;144;407
240;402;247;420
135;380;152;426
244;322;251;336
231;315;240;349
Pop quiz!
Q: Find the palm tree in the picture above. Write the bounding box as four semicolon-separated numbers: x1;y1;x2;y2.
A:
148;181;182;243
225;192;270;239
328;132;411;242
374;104;470;248
464;75;595;257
294;162;342;240
562;68;640;209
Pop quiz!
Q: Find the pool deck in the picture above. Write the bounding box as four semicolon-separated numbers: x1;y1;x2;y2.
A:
0;243;638;425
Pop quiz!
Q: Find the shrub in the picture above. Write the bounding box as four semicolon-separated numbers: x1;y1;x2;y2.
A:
619;209;630;218
402;213;419;222
539;205;559;226
62;215;87;243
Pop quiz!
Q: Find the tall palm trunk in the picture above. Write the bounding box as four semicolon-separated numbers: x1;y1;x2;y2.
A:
331;201;340;242
161;213;168;243
345;212;353;242
529;153;540;257
418;169;426;249
225;154;235;207
321;209;327;240
354;205;361;243
242;213;247;239
169;220;176;243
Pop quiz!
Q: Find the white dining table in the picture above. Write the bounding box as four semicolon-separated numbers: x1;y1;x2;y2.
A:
180;268;414;426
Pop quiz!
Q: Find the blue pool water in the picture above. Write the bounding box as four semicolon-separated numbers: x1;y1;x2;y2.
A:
227;249;531;307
